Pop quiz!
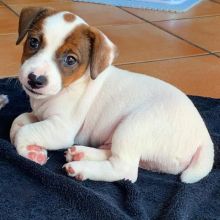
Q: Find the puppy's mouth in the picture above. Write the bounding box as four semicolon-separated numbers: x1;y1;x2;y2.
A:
24;86;43;95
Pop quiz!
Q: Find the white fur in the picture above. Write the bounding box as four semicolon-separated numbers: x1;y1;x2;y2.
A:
11;12;214;183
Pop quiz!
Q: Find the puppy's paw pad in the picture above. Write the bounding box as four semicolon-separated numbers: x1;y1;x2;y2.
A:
65;146;85;162
63;163;86;181
70;146;76;153
73;152;84;161
26;145;47;165
63;164;75;174
66;166;75;174
27;152;37;160
36;153;47;164
27;145;42;151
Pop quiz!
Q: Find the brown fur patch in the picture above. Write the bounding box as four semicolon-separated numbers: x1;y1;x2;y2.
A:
21;34;46;64
55;24;91;87
89;27;117;79
62;65;88;87
63;13;75;23
20;8;57;64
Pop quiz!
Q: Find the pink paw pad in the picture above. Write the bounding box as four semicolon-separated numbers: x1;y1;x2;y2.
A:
73;152;84;161
28;152;37;160
27;145;42;151
70;146;76;153
36;153;47;164
26;145;47;165
66;166;75;174
65;146;85;162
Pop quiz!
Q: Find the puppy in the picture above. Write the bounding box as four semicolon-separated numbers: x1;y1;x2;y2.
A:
10;7;214;183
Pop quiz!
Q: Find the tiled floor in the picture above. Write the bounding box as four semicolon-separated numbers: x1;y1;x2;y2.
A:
0;0;219;97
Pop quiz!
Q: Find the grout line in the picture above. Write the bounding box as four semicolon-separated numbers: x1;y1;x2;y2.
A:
1;1;19;16
96;21;145;28
152;14;220;22
115;53;211;66
213;52;220;57
118;7;214;55
210;52;220;57
210;0;220;4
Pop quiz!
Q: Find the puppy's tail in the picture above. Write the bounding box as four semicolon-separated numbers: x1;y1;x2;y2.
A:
180;143;214;184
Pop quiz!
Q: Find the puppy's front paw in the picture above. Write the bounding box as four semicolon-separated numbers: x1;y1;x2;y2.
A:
14;125;48;165
63;162;86;181
17;144;48;165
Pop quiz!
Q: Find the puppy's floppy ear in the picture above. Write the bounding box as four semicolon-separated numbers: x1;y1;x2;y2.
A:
89;27;118;80
16;7;49;45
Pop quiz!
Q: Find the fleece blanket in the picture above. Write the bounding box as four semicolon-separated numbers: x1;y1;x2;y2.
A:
0;78;220;220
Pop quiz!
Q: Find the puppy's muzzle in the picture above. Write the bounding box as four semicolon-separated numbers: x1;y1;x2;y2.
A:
27;73;48;89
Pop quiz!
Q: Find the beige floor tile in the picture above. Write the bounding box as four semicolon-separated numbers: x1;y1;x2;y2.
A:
122;0;220;22
0;34;22;77
99;23;206;65
0;6;18;34
155;16;220;52
9;2;143;26
118;55;220;98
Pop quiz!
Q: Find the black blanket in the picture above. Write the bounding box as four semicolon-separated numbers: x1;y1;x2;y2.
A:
0;78;220;220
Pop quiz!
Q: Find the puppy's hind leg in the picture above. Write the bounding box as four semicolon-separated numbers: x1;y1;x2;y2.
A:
181;143;214;183
63;156;139;182
64;129;140;181
64;112;145;182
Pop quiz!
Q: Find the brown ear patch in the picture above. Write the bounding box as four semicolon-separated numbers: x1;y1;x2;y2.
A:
16;7;55;45
63;13;75;22
89;27;117;79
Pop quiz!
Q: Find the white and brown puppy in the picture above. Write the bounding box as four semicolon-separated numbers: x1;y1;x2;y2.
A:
10;7;214;183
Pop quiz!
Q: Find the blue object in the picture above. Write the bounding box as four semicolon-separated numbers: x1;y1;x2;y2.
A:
0;78;220;219
75;0;201;12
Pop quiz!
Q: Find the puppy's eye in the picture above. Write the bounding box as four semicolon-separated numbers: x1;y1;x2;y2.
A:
63;55;77;67
29;37;40;49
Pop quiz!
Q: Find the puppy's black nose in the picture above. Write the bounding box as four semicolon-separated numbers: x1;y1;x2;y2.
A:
27;73;47;89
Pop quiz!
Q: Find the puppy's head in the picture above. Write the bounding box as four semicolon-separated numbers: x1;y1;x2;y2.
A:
17;7;117;99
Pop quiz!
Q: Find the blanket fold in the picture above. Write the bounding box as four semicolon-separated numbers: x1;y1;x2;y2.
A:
0;78;219;220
